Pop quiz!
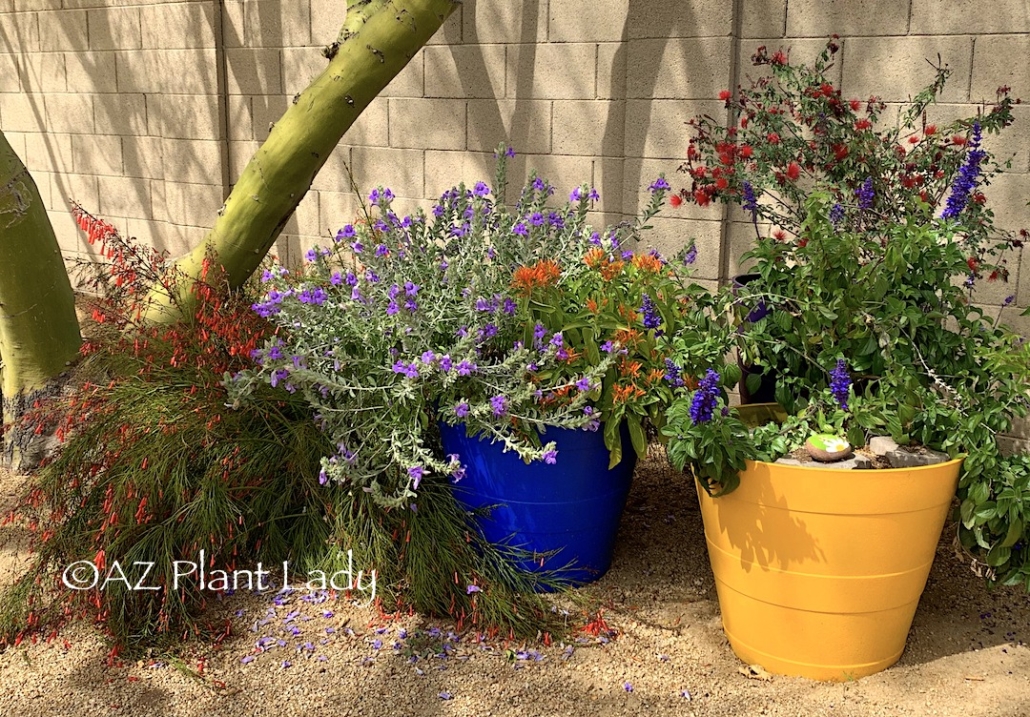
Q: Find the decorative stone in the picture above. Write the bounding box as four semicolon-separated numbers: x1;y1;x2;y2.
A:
884;446;951;469
869;436;900;456
804;434;852;462
776;454;871;470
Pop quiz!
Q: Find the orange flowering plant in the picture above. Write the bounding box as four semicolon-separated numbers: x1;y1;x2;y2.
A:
510;179;715;467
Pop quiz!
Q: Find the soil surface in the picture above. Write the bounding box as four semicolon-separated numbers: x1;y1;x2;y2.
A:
1;459;1028;717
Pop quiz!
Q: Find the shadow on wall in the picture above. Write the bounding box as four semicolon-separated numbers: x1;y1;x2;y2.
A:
0;4;227;262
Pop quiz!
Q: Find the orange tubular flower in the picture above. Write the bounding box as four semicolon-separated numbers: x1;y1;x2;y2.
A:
631;253;663;274
585;298;598;313
599;260;625;281
584;248;606;268
511;259;561;296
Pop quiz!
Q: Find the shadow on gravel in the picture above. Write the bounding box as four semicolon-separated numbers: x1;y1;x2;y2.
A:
606;455;1030;673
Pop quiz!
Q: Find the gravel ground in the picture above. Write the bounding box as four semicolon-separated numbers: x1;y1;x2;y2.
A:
1;458;1028;717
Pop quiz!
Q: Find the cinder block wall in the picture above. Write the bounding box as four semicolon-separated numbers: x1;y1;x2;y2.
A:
2;0;1028;304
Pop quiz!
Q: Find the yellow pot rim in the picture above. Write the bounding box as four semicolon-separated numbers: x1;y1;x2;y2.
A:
744;455;966;474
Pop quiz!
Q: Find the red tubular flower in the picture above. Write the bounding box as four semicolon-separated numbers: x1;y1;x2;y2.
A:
855;119;872;131
786;162;801;181
767;132;780;144
669;194;683;207
719;89;732;101
967;257;980;272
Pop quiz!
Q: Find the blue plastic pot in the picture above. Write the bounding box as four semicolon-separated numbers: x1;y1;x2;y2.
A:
438;422;636;586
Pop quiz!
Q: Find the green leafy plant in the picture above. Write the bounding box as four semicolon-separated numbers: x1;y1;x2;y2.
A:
664;41;1030;589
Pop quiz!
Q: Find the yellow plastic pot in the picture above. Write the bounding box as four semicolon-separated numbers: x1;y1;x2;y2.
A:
697;456;963;681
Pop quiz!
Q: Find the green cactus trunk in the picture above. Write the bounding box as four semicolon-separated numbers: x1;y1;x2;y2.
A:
145;0;460;322
0;130;82;469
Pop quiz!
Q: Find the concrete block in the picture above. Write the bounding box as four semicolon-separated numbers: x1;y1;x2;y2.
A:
348;146;424;199
23;131;72;173
427;4;462;45
3;131;26;163
45;92;93;133
983;173;1030;240
226;94;253;140
591;157;624;216
160;138;226;185
93;92;146;135
970;36;1030;104
316;189;364;239
625;0;733;39
13;0;60;11
49;172;97;212
221;1;244;48
244;0;311;47
16;52;65;92
163;181;223;228
310;143;352;193
30;169;53;208
634;215;722;281
506;153;594;201
548;1;629;43
149;93;223;140
225;48;282;96
885;446;950;469
740;0;787;39
88;7;141;50
1018;245;1030;309
227;140;260;182
122;136;164;179
379;53;424;98
38;10;89;52
424;44;505;99
115;49;218;94
624;99;724;160
346;96;389;147
50;208;91;256
97;174;149;219
2;12;40;53
251;95;289;141
869;436;900;455
842;36;973;104
553;101;624;157
726;219;769;277
283;191;320;236
627;37;733;100
71;133;122;175
786;0;911;37
139;3;216;49
423;150;495;198
463;0;548;44
738;37;843;87
507;43;596;100
64;51;116;92
0;93;46;132
596;42;626;100
467;99;551;155
0;54;20;92
309;0;344;47
281;47;325;95
388;97;466;151
912;0;1030;34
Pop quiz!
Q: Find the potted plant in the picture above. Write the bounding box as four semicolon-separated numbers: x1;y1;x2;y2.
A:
662;41;1030;679
230;148;700;589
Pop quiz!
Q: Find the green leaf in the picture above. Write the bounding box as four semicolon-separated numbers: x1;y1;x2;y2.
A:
627;415;647;458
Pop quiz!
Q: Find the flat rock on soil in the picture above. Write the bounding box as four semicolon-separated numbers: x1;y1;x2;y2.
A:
0;459;1028;717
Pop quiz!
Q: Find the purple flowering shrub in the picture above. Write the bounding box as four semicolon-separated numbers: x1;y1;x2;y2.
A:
662;43;1030;588
228;148;687;507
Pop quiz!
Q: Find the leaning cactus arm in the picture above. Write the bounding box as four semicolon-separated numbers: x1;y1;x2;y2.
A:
144;0;461;323
0;130;82;467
